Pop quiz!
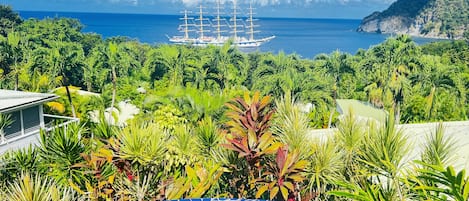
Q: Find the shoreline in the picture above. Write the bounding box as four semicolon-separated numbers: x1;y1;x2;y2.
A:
357;30;460;40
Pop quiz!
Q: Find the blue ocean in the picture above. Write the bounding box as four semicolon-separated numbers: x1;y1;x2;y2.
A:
18;11;439;58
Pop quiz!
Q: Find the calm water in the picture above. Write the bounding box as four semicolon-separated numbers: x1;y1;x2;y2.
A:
18;11;438;58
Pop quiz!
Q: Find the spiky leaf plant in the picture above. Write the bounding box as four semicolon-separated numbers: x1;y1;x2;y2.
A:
335;109;366;182
359;114;410;177
328;180;386;201
118;121;167;167
166;125;200;173
114;173;155;201
421;122;456;167
305;139;344;199
2;173;78;201
0;146;42;184
357;111;410;200
38;123;89;186
195;116;223;158
0;113;13;143
272;92;312;158
405;123;459;200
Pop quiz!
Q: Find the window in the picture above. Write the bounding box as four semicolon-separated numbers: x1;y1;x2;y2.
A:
23;106;40;134
3;111;21;138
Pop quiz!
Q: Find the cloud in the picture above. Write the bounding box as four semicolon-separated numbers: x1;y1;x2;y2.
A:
173;0;396;7
107;0;139;6
98;0;394;8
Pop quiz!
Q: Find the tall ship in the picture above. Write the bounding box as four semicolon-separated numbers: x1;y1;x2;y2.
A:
168;0;275;48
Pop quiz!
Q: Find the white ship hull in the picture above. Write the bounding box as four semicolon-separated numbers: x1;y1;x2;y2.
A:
169;36;275;48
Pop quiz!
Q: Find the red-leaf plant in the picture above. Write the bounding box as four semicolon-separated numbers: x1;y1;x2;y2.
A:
222;91;282;193
256;145;307;201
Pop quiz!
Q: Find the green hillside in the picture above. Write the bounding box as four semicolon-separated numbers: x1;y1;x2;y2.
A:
359;0;469;39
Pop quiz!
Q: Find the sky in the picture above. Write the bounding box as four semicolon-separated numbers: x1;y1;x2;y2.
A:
2;0;396;19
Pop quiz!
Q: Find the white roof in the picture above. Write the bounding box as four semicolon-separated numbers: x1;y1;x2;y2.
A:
0;89;58;113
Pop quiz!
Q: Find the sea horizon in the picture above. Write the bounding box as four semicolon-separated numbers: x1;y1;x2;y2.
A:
16;9;364;21
16;10;441;58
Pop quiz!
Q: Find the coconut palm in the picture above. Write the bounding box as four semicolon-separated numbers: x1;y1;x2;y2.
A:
46;41;85;118
108;42;119;124
208;42;247;89
83;47;109;92
150;45;193;87
5;31;27;91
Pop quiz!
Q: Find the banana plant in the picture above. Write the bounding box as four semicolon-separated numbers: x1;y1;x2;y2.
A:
256;146;307;201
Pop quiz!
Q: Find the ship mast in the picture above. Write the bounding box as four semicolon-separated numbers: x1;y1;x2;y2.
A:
179;10;194;40
213;0;226;40
230;0;243;42
246;3;259;41
196;5;210;39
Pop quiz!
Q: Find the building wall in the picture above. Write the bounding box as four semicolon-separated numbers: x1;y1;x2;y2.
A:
309;121;469;171
0;133;40;153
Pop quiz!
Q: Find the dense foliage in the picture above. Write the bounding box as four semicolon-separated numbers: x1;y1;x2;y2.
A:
1;7;468;125
1;6;469;200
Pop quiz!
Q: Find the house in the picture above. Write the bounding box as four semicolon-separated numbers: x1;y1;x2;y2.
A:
0;89;79;153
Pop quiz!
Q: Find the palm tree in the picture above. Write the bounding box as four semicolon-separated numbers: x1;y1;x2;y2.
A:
208;43;247;89
364;35;418;122
47;41;85;118
5;31;27;91
150;45;193;87
251;52;297;98
183;52;216;90
108;42;118;122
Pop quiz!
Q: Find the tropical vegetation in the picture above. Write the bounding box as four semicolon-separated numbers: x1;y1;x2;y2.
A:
1;4;469;201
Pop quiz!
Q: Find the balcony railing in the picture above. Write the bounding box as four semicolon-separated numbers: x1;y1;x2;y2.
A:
0;114;79;146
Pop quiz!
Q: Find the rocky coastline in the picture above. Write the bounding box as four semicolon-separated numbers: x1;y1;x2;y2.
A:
357;0;468;40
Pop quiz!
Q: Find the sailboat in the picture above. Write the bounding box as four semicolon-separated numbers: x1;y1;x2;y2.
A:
168;0;275;47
